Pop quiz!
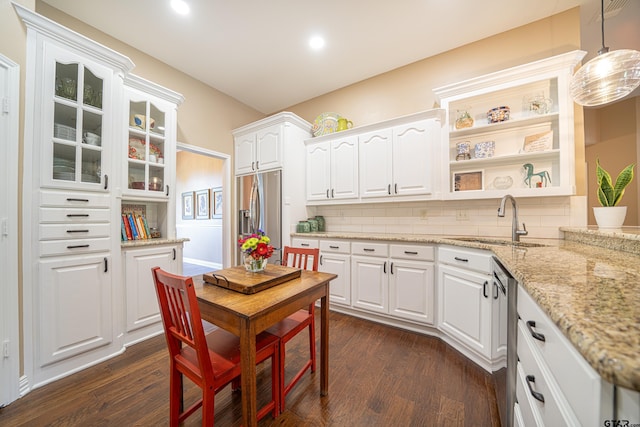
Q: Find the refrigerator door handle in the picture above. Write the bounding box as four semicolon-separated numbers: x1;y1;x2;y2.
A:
249;174;261;233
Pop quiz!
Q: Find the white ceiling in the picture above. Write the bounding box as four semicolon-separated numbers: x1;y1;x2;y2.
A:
41;0;639;114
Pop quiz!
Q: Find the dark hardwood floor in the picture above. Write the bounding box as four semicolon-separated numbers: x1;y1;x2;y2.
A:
0;311;500;426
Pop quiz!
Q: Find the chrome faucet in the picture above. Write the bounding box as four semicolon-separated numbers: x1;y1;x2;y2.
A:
498;194;528;242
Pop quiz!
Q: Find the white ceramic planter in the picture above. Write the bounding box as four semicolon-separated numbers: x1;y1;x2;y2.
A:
593;206;627;229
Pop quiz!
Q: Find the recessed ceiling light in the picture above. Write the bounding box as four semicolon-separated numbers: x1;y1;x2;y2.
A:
309;36;325;50
171;0;190;15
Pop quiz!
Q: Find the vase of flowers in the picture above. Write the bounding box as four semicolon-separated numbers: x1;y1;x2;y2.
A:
238;229;274;272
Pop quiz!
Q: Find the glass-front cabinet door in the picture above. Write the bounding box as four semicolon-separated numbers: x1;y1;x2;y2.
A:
125;93;170;198
43;44;112;191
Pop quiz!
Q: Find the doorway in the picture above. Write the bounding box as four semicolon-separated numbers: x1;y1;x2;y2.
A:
0;53;20;406
175;143;232;272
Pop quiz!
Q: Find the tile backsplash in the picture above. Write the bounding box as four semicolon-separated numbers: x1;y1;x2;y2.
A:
305;196;587;239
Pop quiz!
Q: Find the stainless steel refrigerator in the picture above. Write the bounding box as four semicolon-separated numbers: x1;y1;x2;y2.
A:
237;170;282;265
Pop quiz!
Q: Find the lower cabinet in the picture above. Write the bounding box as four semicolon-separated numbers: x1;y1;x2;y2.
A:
122;244;182;346
318;240;351;307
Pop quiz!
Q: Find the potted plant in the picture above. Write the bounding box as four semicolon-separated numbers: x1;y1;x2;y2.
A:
593;159;635;228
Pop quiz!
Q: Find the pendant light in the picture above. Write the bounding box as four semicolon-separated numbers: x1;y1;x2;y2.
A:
570;0;640;107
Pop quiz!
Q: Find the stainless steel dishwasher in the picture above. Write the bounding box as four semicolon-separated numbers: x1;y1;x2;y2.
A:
492;256;517;427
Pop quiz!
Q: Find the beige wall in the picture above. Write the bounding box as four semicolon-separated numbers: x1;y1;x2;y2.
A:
585;98;639;226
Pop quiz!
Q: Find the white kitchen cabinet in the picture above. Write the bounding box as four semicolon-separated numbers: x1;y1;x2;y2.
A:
359;119;439;199
122;244;182;346
234;122;283;175
433;50;586;200
18;3;134;388
123;74;182;200
351;242;389;314
305;134;358;202
318;240;351;307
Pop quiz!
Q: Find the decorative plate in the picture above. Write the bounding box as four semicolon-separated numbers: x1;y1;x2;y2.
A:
312;112;341;137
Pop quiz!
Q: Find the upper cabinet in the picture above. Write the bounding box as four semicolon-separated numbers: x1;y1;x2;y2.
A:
305;109;445;205
123;74;184;199
234;122;283;175
434;50;586;200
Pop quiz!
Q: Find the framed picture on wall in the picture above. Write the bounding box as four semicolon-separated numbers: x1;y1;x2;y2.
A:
211;186;222;218
195;189;210;219
181;192;194;220
453;170;484;192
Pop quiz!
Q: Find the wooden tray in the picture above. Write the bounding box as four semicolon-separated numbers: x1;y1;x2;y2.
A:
202;264;302;294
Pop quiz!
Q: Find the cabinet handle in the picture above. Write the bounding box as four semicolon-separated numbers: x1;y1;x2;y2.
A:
526;320;546;342
383;261;386;274
394;183;398;194
66;229;89;233
390;262;394;274
104;257;108;273
66;198;89;202
363;248;375;252
251;161;255;171
493;282;499;299
404;251;418;255
301;243;310;247
525;375;545;403
67;244;89;249
104;174;108;190
166;185;170;196
331;189;334;198
483;281;488;298
255;160;259;170
454;256;468;262
330;245;339;249
67;214;89;218
319;255;323;265
173;248;176;260
326;189;330;199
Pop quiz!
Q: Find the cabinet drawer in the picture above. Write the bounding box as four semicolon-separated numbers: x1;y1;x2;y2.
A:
516;362;544;427
518;287;605;427
40;207;111;223
319;239;350;253
517;320;578;426
40;190;111;208
39;223;111;240
40;237;111;257
438;246;491;273
390;244;434;261
291;238;319;249
352;241;388;257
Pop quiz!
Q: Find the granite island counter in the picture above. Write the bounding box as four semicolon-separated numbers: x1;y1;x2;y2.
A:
291;230;640;392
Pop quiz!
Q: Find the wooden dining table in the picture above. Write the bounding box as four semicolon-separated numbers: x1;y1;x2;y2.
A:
195;268;337;427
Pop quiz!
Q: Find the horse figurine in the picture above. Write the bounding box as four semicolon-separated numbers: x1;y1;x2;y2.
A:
523;163;551;188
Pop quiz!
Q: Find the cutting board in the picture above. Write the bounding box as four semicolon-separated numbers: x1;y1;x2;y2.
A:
202;264;302;294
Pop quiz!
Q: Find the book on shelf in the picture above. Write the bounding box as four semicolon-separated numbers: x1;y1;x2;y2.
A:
121;205;156;241
127;213;139;240
122;214;133;240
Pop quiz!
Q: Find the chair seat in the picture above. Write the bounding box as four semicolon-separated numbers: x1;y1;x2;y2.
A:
265;309;312;339
205;328;280;363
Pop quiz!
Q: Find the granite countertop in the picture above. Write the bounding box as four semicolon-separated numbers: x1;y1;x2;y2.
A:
292;230;640;391
121;237;189;248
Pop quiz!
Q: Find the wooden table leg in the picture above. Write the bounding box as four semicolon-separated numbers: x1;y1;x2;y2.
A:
320;284;329;396
240;318;258;427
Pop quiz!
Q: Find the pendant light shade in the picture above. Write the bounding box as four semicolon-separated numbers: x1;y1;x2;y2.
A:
570;49;640;106
570;0;640;107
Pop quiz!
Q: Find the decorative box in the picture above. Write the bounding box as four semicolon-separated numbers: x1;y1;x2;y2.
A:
474;141;495;158
487;106;510;123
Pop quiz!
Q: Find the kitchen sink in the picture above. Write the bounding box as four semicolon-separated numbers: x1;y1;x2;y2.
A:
448;237;548;248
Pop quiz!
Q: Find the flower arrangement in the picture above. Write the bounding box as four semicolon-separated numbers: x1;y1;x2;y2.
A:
238;230;274;272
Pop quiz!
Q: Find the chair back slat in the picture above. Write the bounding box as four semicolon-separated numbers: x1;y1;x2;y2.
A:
281;246;319;271
152;267;214;380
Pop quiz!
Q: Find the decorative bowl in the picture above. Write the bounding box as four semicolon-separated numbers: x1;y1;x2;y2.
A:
312;112;340;137
487;106;510;124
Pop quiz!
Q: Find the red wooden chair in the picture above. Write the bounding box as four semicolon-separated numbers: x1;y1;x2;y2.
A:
151;267;279;426
265;246;319;413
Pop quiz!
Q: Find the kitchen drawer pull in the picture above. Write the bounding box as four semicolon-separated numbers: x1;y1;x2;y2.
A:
454;256;469;262
404;251;418;255
104;257;108;272
173;248;176;260
483;281;488;298
363;248;375;252
526;320;546;342
103;174;109;190
66;198;89;202
300;243;310;247
383;261;387;274
387;184;391;195
66;244;90;249
66;229;89;233
525;375;545;403
329;245;339;249
66;214;89;218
